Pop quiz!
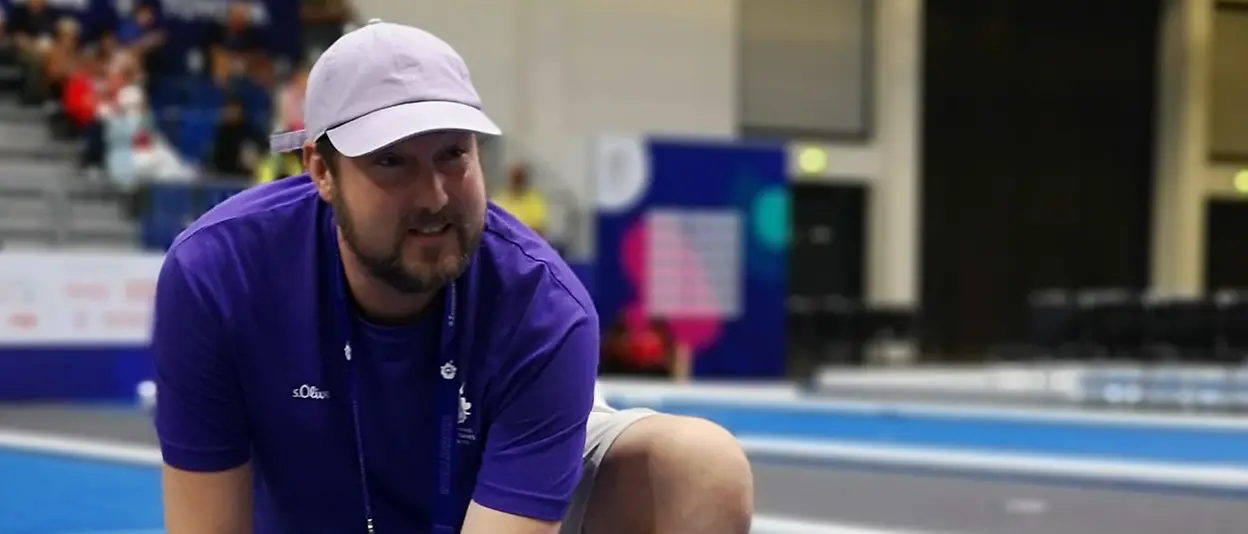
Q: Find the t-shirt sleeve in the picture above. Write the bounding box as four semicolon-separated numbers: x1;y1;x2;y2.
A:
152;251;251;472
471;299;598;521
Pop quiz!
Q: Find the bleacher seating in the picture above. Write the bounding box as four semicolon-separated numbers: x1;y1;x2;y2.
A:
138;180;247;250
0;81;136;248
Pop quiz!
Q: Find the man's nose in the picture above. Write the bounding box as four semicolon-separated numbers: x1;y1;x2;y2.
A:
411;172;450;212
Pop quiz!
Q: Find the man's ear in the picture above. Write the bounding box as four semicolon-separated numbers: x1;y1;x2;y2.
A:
304;141;334;203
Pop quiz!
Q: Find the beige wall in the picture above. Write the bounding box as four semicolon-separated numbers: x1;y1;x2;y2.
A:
350;0;738;256
786;0;923;307
354;0;918;300
350;0;1237;302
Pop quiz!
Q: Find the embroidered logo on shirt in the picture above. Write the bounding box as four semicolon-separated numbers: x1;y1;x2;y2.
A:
291;384;330;400
457;383;477;445
457;383;472;424
440;362;457;380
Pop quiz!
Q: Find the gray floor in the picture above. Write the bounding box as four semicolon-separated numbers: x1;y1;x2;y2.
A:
3;405;1247;534
0;405;157;445
754;462;1248;534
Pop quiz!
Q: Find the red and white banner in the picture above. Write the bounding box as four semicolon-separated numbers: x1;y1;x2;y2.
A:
0;251;164;345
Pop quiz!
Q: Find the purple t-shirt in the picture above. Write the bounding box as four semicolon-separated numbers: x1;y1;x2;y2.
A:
152;176;598;533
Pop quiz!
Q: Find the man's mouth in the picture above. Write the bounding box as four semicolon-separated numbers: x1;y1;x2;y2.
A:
409;223;451;237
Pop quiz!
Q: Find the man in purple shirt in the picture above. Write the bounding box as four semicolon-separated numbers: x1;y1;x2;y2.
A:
153;18;751;534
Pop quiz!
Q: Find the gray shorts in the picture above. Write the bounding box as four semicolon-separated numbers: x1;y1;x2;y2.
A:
560;406;659;534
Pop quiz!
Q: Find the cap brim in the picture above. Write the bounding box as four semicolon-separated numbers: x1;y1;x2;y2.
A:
326;101;502;158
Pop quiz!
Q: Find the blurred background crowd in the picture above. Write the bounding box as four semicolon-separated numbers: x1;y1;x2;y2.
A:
1;0;1247;389
0;0;1245;390
1;1;1248;532
0;0;339;191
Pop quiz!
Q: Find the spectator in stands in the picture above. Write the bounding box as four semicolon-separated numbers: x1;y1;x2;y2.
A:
275;60;307;133
10;0;57;104
95;30;118;66
104;85;191;191
66;48;111;173
61;48;102;133
207;2;270;92
208;98;266;178
115;2;164;82
107;49;143;95
42;17;81;101
601;316;693;382
254;60;308;185
116;3;162;52
252;145;302;185
492;164;550;237
300;0;354;58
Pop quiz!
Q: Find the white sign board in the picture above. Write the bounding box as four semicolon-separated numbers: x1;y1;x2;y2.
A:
0;251;165;345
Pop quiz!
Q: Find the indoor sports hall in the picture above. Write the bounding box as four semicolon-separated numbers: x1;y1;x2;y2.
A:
3;0;1248;533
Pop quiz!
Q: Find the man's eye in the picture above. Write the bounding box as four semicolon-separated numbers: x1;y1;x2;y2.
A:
374;153;404;167
438;147;468;162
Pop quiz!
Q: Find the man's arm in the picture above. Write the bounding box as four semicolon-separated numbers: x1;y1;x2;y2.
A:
152;251;253;534
462;501;559;534
162;463;252;533
464;299;598;534
133;29;166;55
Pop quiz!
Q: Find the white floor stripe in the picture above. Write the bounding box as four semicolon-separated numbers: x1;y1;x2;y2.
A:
0;430;161;465
56;516;960;534
3;428;1246;492
59;530;165;534
752;516;964;534
739;436;1248;491
599;378;1248;430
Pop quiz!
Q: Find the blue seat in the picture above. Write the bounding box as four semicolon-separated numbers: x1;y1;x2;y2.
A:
176;110;217;163
185;76;223;110
200;183;246;212
238;82;273;135
148;76;183;111
140;184;194;250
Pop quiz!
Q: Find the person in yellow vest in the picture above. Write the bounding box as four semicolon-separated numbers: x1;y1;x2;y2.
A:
253;152;303;186
491;164;550;237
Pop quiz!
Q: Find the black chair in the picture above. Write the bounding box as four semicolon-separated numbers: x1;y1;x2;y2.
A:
1085;289;1146;362
1143;296;1218;408
815;296;863;366
1027;289;1080;361
1155;296;1219;363
786;294;819;370
860;305;919;365
1211;289;1248;408
1214;289;1248;364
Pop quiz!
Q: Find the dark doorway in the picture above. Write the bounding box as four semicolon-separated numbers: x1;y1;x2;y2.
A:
790;182;867;300
1205;199;1248;292
921;0;1159;357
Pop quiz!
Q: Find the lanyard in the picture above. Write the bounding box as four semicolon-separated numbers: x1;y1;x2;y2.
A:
328;220;461;534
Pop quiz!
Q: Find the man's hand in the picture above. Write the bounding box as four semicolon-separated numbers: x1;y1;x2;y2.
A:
162;463;253;534
461;501;560;534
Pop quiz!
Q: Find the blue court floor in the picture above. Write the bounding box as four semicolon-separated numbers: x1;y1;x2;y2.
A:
0;450;162;534
3;398;1248;534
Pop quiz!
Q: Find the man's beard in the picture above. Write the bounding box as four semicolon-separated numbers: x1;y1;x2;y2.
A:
334;198;479;294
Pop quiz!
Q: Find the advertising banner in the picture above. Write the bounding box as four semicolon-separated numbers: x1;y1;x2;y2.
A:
591;136;789;378
0;251;163;346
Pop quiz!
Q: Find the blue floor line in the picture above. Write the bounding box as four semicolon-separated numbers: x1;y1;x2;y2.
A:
6;400;1248;531
609;399;1248;466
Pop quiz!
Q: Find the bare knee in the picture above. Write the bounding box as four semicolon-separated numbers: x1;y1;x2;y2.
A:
584;414;753;534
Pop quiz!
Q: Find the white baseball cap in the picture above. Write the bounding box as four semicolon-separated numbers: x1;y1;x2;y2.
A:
270;19;501;157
